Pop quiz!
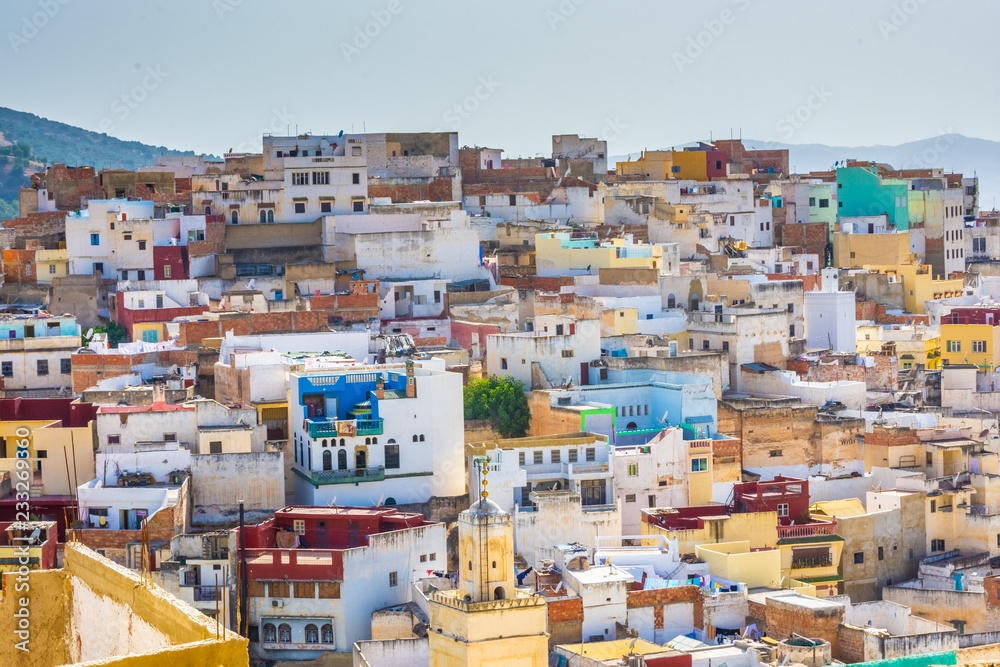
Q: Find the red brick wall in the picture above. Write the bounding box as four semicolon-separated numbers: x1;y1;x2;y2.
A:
188;215;225;256
548;596;583;622
856;300;929;325
866;426;919;447
117;304;209;338
1;211;67;240
367;177;454;202
2;249;35;283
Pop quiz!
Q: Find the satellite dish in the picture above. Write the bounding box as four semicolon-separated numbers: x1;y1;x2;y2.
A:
84;328;94;340
980;429;990;440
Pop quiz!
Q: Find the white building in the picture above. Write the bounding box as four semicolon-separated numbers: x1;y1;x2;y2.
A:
241;506;445;662
66;199;156;279
191;133;369;224
289;359;465;506
0;313;80;395
379;279;448;320
805;268;858;353
486;318;601;389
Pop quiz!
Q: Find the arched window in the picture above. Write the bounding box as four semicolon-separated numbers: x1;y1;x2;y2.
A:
304;624;319;644
322;450;332;471
371;437;377;444
259;210;267;223
494;586;506;600
365;437;371;445
419;434;425;442
626;422;637;430
384;497;396;506
339;438;345;446
322;439;328;447
231;210;239;224
667;293;676;309
387;438;396;444
338;449;347;470
263;623;276;643
412;435;419;442
204;206;211;215
278;623;292;643
267;210;274;223
321;624;334;644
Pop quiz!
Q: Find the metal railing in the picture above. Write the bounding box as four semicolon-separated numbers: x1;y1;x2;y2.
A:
193;586;222;602
304;466;385;485
778;520;837;539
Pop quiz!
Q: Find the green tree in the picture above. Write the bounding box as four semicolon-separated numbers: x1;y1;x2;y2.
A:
464;375;531;438
90;321;128;348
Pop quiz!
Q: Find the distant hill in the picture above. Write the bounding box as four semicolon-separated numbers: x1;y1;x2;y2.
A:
0;106;204;218
612;134;1000;211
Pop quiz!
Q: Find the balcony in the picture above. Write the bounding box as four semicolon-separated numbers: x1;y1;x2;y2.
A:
791;555;834;570
192;586;222;602
306;418;384;438
778;520;837;539
294;466;385;486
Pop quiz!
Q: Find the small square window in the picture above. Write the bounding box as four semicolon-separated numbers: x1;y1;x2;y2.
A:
533;451;543;465
320;202;332;213
625;494;636;503
389;571;398;587
36;360;48;376
854;552;864;564
60;358;71;374
138;240;146;250
352;173;361;185
353;200;364;212
294;202;306;214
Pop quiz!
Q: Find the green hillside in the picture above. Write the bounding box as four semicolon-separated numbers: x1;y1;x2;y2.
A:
0;106;204;219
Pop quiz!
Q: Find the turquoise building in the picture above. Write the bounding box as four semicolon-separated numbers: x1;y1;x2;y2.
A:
836;166;910;230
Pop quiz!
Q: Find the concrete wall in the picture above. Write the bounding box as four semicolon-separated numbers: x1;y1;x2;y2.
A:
190;452;285;526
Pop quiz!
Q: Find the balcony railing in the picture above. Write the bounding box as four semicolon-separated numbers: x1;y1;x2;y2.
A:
778;520;837;539
306;418;384;438
297;466;385;486
791;555;833;570
192;586;222;602
688;439;713;452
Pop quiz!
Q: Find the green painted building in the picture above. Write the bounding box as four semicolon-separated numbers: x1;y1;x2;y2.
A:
836;167;910;230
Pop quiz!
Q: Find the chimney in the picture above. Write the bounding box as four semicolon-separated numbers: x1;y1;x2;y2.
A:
405;359;416;398
152;377;166;404
375;375;385;400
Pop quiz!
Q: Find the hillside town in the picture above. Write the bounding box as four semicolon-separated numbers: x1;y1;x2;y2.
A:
3;129;1000;667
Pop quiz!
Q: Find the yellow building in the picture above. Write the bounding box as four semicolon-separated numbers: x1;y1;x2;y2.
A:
130;321;169;343
0;543;248;666
599;306;638;336
864;264;965;315
940;310;1000;370
427;494;549;666
616;149;709;181
833;232;913;268
695;540;782;589
0;417;95;497
776;519;844;597
34;247;68;284
856;323;940;370
640;508;780;554
535;232;664;277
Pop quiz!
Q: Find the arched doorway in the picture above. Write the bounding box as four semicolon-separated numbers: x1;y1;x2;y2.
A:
667;293;676;309
322;450;332;471
356;450;367;469
337;449;347;470
494;586;506;600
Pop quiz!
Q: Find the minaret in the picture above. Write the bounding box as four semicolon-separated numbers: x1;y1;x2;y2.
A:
427;459;549;665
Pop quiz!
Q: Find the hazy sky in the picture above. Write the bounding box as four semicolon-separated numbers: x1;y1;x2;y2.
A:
2;0;997;157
